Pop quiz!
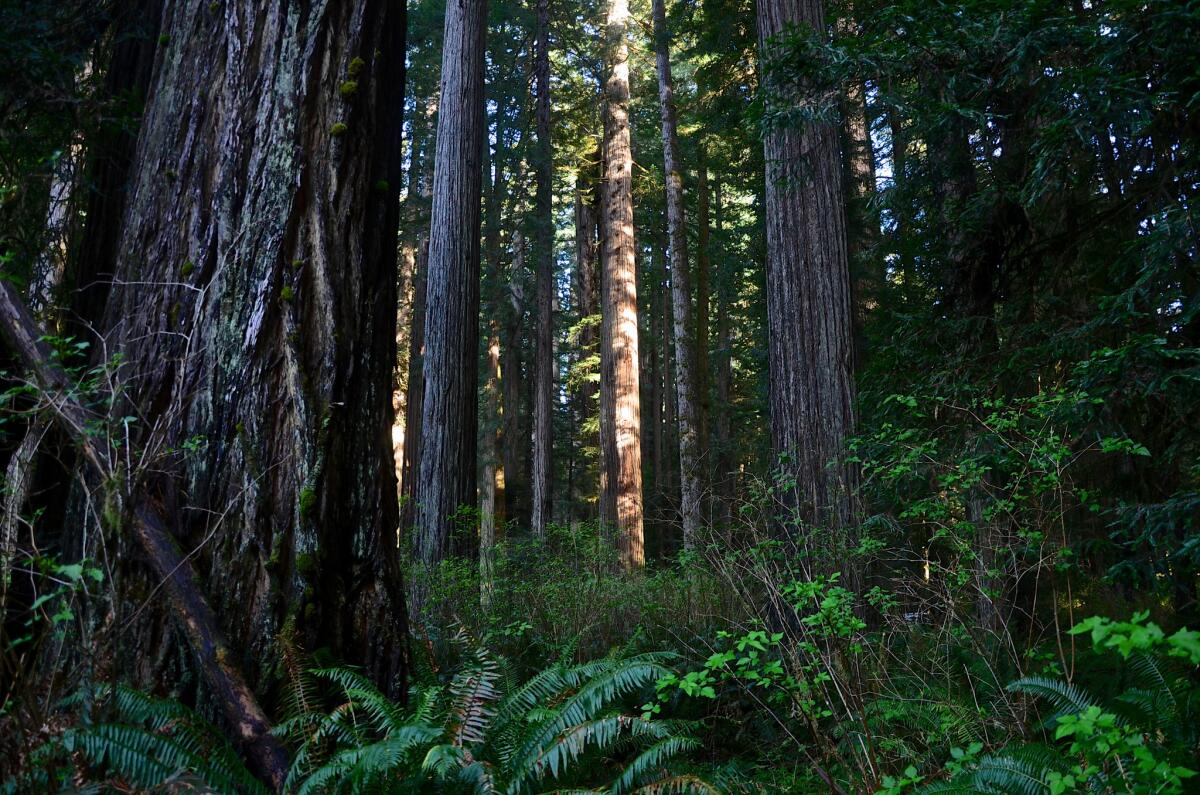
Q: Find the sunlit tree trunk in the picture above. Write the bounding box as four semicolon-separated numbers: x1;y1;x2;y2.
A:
600;0;644;567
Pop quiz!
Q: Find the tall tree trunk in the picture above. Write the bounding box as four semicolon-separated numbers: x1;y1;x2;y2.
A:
92;0;409;695
652;0;702;549
600;0;644;567
757;0;859;539
531;0;554;538
415;0;488;574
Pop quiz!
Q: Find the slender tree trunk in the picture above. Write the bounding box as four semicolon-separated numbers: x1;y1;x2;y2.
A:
757;0;859;538
531;0;554;538
887;102;912;286
479;325;501;606
415;0;488;573
695;148;712;452
600;0;644;567
572;159;600;520
400;139;434;535
503;232;530;529
401;238;429;532
841;61;879;368
652;0;702;549
711;178;735;528
394;241;416;496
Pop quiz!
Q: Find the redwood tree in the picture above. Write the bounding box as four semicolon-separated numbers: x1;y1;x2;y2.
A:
531;0;554;538
414;0;489;572
652;0;702;548
600;0;644;567
757;0;858;536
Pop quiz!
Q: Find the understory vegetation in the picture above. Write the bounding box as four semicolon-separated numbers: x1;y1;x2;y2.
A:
2;0;1199;792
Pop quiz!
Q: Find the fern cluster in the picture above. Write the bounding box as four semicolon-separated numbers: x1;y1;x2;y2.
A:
921;651;1198;794
3;684;266;794
279;634;717;794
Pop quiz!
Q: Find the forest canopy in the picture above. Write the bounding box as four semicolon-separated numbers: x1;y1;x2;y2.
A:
1;0;1198;792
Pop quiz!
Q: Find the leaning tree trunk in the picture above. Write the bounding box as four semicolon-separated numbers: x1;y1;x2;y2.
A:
91;0;408;702
600;0;644;567
757;0;859;541
531;0;555;538
652;0;702;549
414;0;488;575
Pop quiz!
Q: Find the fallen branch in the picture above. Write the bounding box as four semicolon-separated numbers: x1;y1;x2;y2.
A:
0;279;288;790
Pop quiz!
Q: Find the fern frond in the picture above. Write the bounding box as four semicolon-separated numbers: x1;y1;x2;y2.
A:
508;657;673;785
610;736;702;795
1007;676;1098;723
448;645;502;746
626;773;723;794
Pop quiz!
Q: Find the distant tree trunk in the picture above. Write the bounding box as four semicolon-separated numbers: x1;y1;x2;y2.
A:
600;0;644;568
531;0;554;538
503;232;530;529
695;148;712;451
393;241;416;495
400;144;434;535
887;101;912;285
840;59;879;368
647;246;664;518
757;0;859;540
396;96;434;506
57;0;410;743
479;325;501;606
711;178;735;528
415;0;488;574
652;0;702;549
572;159;600;520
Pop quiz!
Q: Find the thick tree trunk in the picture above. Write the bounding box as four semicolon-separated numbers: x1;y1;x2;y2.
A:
0;283;289;789
531;0;554;538
415;0;488;571
652;0;702;549
90;0;409;699
600;0;644;568
757;0;859;536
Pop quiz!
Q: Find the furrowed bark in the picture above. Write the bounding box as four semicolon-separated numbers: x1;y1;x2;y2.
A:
0;282;288;789
531;0;554;538
83;0;410;699
415;0;488;579
600;0;644;567
652;0;702;549
757;0;859;538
